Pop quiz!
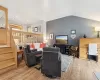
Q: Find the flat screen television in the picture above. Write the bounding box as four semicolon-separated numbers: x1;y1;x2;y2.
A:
55;35;68;44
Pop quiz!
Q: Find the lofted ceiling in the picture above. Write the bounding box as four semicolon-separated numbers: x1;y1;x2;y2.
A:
0;0;100;25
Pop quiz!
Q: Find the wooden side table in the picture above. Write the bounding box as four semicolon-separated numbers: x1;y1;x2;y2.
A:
17;50;23;65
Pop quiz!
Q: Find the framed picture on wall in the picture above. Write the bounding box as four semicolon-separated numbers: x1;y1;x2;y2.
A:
34;27;38;32
71;30;76;34
32;25;41;32
49;33;54;39
71;30;76;39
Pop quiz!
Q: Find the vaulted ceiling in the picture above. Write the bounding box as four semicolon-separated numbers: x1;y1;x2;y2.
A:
73;0;100;22
0;0;100;25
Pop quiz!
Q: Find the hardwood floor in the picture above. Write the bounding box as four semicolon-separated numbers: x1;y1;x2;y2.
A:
0;58;100;80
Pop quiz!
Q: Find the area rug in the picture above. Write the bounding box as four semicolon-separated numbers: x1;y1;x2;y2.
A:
61;54;73;72
34;54;73;72
94;72;100;80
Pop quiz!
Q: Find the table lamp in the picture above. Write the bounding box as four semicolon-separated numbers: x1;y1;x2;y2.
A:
95;27;100;38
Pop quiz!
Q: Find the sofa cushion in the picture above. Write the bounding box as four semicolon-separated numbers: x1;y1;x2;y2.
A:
34;43;40;49
26;43;45;51
40;43;46;48
30;43;35;49
37;48;43;51
29;43;35;50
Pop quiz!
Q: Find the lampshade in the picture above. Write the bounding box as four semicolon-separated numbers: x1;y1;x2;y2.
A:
95;27;100;31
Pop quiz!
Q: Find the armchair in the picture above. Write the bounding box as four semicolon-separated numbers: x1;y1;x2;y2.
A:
23;45;42;67
26;45;37;53
26;45;42;55
23;48;36;67
41;47;61;77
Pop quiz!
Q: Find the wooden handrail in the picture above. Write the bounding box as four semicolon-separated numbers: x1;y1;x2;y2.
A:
12;30;43;35
10;27;17;67
12;30;43;44
9;24;23;30
6;27;17;67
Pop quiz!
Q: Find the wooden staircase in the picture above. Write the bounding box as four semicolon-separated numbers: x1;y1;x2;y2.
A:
0;29;17;74
0;6;17;74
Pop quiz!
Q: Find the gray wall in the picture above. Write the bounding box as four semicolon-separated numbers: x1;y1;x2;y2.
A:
46;16;100;46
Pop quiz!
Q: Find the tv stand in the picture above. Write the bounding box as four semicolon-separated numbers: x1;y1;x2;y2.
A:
53;44;69;54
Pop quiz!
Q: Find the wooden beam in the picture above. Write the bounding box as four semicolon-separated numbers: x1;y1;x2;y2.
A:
9;24;23;30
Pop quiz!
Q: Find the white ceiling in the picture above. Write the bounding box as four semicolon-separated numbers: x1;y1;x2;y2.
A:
73;0;100;22
44;0;73;21
0;0;100;25
0;0;44;25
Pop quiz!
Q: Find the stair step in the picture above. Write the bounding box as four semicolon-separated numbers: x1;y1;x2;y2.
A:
0;59;15;70
0;64;16;75
0;52;14;62
0;47;12;54
0;45;8;48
